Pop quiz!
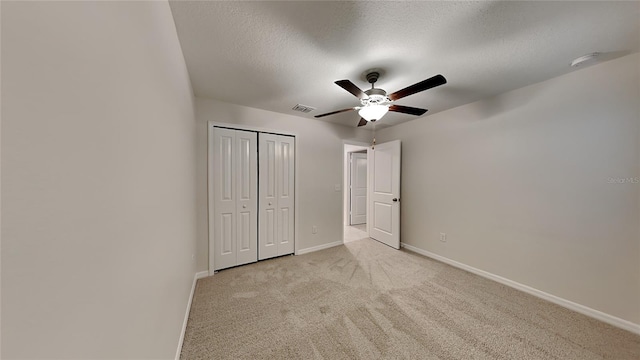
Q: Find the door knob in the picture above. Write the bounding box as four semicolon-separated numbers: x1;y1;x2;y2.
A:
392;198;399;202
242;205;247;208
268;202;272;206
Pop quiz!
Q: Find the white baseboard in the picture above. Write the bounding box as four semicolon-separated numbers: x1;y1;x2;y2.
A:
195;270;209;280
296;240;343;255
400;242;640;336
176;271;209;360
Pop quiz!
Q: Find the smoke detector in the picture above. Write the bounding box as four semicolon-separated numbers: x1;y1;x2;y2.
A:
570;52;600;68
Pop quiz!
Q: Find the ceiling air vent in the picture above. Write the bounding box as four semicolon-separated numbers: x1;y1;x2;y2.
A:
292;104;316;113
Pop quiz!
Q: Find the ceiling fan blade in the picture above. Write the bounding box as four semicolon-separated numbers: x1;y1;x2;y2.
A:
389;104;428;116
314;107;355;118
335;80;368;100
388;74;447;101
357;118;367;127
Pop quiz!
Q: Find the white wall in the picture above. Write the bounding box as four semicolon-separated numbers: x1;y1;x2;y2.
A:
195;97;371;271
1;2;197;358
377;53;640;325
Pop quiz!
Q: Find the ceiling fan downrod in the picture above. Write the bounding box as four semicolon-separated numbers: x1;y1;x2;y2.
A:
366;71;380;89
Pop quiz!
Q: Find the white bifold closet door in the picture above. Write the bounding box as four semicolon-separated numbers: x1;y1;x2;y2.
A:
259;133;295;260
212;128;258;270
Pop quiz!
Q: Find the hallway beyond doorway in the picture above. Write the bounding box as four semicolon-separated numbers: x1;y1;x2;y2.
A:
344;224;368;243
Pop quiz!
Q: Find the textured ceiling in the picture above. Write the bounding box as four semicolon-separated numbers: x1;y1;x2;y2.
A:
169;1;639;129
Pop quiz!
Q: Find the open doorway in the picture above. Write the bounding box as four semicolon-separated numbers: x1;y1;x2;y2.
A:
343;142;369;243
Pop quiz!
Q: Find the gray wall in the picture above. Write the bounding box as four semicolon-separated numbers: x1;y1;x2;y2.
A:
195;97;372;272
377;53;640;324
1;2;197;358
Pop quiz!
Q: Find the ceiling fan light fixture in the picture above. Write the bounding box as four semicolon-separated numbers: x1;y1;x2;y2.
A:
358;104;389;121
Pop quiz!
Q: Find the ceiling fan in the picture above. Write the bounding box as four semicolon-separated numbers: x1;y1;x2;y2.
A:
314;70;447;127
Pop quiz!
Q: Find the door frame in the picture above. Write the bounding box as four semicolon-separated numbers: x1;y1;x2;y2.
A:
342;140;370;244
349;152;367;225
208;121;298;275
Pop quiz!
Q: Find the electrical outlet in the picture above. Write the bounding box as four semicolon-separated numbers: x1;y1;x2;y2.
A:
312;226;318;234
440;233;447;242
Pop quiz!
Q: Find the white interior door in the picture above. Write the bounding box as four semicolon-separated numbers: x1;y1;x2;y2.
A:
350;152;367;225
277;136;295;256
235;131;258;266
368;140;401;249
259;133;295;260
259;134;278;260
213;128;236;270
212;128;257;270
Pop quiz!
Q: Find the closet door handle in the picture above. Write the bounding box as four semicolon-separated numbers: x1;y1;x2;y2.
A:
268;202;272;206
242;205;247;208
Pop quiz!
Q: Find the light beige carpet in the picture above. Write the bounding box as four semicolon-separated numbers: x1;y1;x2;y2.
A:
181;239;640;359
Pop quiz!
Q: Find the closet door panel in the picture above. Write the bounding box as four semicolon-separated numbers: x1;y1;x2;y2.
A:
220;214;234;254
236;131;258;266
259;134;279;260
213;128;237;270
265;209;276;245
277;136;295;256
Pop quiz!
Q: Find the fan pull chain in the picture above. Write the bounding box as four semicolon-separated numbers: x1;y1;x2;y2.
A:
371;123;376;150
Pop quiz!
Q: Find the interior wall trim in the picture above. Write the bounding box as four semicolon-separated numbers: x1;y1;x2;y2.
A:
209;121;296;137
176;271;209;360
296;241;343;255
400;242;640;336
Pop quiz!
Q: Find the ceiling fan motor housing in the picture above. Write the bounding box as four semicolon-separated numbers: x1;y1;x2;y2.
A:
362;71;390;106
366;71;380;84
362;88;389;106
